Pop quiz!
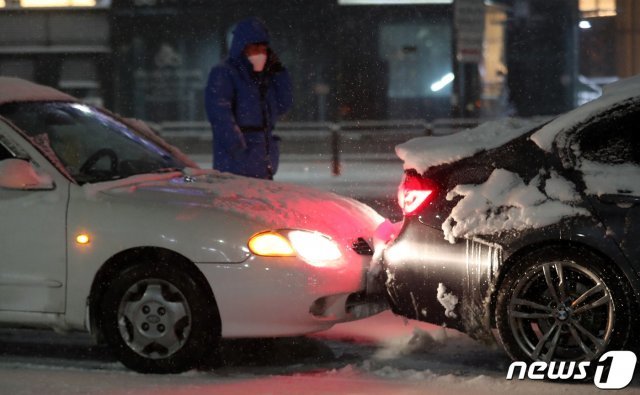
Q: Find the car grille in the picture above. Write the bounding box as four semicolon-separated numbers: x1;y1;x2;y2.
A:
352;237;374;256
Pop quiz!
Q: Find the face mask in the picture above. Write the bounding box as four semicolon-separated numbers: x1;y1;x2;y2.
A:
247;53;267;72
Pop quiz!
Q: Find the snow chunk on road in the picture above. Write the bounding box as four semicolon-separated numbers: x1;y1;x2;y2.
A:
442;169;590;243
374;327;447;360
396;118;547;174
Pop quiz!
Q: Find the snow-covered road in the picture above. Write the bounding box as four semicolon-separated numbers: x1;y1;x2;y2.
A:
0;311;634;395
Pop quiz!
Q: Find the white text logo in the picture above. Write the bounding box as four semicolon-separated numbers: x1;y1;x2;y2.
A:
506;351;637;389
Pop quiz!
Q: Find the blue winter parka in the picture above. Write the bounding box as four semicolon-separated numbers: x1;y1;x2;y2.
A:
205;17;293;179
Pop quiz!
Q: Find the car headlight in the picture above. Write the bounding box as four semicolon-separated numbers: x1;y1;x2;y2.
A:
248;230;343;267
247;231;295;257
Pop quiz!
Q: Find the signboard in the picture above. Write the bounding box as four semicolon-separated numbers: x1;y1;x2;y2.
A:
454;0;485;63
0;0;111;8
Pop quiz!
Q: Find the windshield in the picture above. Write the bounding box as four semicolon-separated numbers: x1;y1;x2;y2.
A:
0;102;188;184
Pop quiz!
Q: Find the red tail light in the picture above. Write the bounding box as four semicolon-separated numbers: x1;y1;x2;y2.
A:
398;172;438;216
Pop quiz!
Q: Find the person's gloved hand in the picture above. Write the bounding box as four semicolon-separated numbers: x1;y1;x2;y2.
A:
266;48;284;74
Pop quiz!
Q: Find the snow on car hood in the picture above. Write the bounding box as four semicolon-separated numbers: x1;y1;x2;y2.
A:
395;117;548;174
441;169;590;243
84;168;385;243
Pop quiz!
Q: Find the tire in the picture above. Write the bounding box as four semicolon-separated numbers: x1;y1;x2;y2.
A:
100;262;220;373
496;246;631;364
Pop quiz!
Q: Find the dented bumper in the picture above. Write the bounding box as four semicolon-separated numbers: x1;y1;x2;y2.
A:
378;219;501;342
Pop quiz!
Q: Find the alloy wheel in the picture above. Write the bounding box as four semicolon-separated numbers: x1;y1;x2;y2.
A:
507;260;614;362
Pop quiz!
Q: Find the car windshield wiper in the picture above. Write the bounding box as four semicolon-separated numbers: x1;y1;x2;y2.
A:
152;167;183;174
75;174;125;185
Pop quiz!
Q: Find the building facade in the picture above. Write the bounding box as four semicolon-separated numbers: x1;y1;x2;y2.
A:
1;0;638;123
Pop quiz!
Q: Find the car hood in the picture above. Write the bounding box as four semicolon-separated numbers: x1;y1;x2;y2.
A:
83;168;385;244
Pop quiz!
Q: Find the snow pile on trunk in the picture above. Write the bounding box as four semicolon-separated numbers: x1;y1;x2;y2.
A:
395;118;547;174
442;169;589;243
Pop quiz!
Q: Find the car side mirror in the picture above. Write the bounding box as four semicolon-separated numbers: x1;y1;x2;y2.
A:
0;159;55;190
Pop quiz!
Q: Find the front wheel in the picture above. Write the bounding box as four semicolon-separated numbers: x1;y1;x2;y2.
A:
100;262;220;373
496;246;632;363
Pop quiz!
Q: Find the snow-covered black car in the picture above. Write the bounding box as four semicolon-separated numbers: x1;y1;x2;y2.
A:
375;75;640;364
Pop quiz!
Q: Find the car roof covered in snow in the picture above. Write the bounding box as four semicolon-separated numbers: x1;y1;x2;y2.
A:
531;74;640;152
0;77;77;106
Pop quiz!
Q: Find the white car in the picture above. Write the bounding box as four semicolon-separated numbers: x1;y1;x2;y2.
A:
0;77;385;373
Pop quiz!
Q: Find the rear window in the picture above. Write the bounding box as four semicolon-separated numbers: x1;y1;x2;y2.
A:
575;103;640;165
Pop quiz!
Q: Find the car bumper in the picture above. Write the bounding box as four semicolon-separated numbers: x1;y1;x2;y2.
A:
377;219;499;341
196;252;387;338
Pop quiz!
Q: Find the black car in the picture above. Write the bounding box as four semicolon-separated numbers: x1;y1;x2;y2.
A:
376;76;640;364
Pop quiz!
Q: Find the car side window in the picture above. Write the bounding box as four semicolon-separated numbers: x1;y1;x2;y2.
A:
576;106;640;165
0;143;12;161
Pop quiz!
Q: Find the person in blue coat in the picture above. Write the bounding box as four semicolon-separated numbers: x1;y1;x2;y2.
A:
205;17;293;179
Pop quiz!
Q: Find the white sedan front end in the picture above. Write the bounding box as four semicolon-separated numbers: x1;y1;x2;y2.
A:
0;77;385;374
69;169;384;339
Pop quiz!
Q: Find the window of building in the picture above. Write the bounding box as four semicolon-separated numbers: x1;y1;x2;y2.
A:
0;0;110;8
380;21;452;99
580;0;616;18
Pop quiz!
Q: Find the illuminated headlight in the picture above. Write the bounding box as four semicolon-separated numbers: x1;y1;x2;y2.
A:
248;231;295;257
248;230;343;267
288;230;342;266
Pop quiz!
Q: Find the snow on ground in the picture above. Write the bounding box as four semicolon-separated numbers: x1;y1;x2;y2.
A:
0;311;634;395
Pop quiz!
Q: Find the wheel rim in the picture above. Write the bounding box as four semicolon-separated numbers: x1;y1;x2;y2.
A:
117;278;192;360
508;260;614;362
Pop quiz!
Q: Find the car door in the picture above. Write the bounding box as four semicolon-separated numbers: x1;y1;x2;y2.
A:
569;103;640;264
0;120;68;313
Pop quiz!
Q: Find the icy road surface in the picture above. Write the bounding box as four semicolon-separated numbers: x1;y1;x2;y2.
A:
1;311;636;395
